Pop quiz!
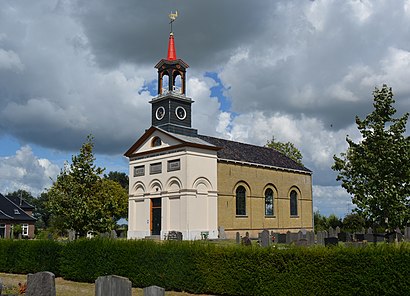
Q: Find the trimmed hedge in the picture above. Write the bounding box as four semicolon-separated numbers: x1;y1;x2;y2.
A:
0;239;62;275
1;239;409;295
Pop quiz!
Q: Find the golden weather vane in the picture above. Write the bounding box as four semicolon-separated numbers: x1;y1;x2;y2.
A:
168;10;178;33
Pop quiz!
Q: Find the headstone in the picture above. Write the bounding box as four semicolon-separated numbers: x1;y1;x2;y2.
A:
218;226;226;239
355;233;364;242
260;229;270;247
364;233;374;242
338;232;347;242
286;231;292;244
405;226;410;240
324;237;338;247
143;285;165;296
241;235;252;246
245;231;250;238
95;275;131;296
317;231;328;245
236;232;241;244
273;233;280;243
296;238;308;246
68;230;76;241
306;231;315;245
297;230;304;240
26;271;56;296
167;231;177;240
328;227;336;238
176;231;183;241
367;227;373;234
335;226;341;236
361;227;366;234
278;233;286;244
110;230;118;239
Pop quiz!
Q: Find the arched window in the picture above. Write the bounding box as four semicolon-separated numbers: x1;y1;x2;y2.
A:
152;137;162;147
265;188;274;216
290;190;298;216
236;186;246;216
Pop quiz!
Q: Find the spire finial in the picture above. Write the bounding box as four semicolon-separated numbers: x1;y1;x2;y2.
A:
168;10;178;33
167;11;178;60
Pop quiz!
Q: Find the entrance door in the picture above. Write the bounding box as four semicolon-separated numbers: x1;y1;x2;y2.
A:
151;198;162;235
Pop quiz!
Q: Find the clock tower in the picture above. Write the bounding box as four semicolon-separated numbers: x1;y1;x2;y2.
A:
150;30;197;136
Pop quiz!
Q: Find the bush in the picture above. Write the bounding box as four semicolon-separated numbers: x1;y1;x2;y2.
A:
1;239;409;295
0;239;62;275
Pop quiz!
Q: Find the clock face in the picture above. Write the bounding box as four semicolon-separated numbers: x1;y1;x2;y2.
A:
156;107;165;120
175;106;186;120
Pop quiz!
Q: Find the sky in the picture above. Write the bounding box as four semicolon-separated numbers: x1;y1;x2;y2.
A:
1;0;409;218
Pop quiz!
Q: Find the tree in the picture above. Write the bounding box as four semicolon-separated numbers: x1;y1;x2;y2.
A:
333;85;410;230
47;135;128;237
265;136;303;165
342;213;365;233
104;171;129;191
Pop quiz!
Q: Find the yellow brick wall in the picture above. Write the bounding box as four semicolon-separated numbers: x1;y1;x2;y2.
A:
217;162;313;239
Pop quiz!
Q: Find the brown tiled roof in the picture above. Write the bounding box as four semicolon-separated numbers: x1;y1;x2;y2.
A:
198;135;311;173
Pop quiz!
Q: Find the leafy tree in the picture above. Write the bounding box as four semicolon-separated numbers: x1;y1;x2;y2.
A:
333;85;410;230
342;213;365;233
265;136;303;165
104;171;129;191
314;211;342;232
47;135;128;237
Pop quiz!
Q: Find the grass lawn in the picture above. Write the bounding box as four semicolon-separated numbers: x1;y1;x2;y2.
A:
0;273;210;296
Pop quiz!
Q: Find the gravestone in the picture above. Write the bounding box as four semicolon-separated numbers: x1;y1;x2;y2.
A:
317;231;328;245
338;232;347;242
95;275;131;296
278;233;286;244
68;230;76;241
167;231;182;241
110;230;118;239
355;233;364;242
364;233;374;242
367;227;373;234
405;226;410;240
26;271;56;296
324;237;338;247
306;231;315;245
241;235;252;246
273;232;280;243
335;226;341;236
218;226;227;239
143;285;165;296
296;238;308;246
260;229;270;247
236;232;241;244
286;231;298;244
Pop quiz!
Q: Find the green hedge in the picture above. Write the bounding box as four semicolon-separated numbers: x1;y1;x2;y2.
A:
0;239;409;295
0;239;62;275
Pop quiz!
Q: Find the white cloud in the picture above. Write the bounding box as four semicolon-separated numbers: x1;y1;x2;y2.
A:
313;185;354;217
0;146;59;196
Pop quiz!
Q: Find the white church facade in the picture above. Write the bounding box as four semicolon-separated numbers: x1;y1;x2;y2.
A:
125;30;313;240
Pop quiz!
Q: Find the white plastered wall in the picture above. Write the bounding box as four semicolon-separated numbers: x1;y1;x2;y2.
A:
127;131;218;240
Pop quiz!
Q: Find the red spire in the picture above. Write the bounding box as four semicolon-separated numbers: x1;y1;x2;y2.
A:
167;33;177;61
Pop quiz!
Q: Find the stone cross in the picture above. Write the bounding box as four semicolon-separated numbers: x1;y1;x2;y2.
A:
95;275;132;296
26;271;56;296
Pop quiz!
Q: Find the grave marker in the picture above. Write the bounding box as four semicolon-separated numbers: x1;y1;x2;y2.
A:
95;275;131;296
26;271;56;296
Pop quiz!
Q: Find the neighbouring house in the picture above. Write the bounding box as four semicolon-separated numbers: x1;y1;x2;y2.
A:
125;29;313;240
0;193;36;239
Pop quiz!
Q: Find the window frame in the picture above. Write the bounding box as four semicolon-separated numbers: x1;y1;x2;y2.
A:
150;162;162;175
134;165;145;177
22;224;29;236
290;190;298;217
235;186;247;216
264;188;274;216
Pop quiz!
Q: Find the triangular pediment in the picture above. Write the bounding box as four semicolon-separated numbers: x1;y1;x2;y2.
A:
124;126;219;158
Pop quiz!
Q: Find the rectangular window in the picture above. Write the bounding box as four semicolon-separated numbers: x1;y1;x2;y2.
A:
167;159;180;172
22;224;29;236
150;163;162;175
0;224;5;239
134;165;145;177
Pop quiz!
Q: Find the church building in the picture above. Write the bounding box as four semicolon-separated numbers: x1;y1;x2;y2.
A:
125;28;313;240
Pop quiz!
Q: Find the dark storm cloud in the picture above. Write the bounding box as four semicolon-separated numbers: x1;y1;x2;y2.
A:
73;0;270;69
